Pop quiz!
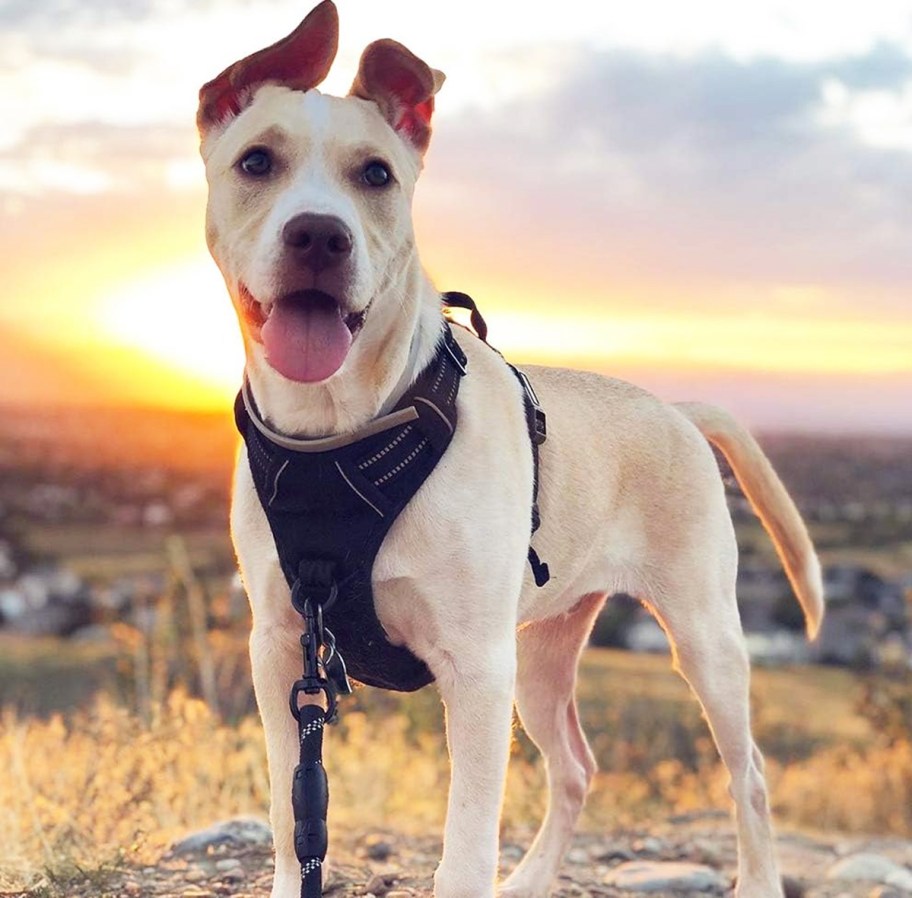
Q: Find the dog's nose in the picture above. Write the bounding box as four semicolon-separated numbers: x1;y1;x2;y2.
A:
282;213;353;271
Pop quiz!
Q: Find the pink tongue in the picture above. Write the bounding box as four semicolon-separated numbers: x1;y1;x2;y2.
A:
261;294;352;383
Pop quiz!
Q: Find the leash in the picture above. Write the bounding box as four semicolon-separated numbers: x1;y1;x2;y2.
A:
288;560;352;898
256;293;548;896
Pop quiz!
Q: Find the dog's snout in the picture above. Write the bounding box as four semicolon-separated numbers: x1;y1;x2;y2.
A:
282;213;353;271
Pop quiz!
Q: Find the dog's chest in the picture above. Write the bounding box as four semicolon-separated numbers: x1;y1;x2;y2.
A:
235;326;465;691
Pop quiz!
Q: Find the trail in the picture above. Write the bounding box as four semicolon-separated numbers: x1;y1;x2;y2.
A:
18;815;912;898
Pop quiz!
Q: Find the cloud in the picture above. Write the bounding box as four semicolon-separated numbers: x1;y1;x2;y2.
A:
0;121;200;195
422;42;912;315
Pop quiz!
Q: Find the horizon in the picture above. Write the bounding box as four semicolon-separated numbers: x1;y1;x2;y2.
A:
2;1;911;434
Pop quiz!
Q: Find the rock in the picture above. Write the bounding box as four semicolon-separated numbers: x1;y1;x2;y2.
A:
567;847;591;864
827;854;912;891
368;841;394;861
185;868;208;882
171;818;272;855
215;858;242;872
605;861;727;892
501;843;525;861
595;847;636;864
869;887;904;898
632;837;664;856
365;872;399;895
691;838;723;868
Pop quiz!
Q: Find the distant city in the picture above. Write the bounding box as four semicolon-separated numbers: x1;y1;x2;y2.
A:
1;404;910;670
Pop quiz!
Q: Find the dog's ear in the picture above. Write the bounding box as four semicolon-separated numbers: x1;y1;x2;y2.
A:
349;39;445;154
197;0;339;134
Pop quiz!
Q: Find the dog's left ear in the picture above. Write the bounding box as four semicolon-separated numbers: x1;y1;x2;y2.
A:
198;0;339;135
350;39;445;154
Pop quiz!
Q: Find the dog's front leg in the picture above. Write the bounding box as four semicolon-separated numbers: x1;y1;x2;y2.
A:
432;637;517;898
250;617;308;898
234;459;312;898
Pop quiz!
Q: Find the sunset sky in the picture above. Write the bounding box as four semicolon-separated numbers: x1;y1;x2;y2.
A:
2;1;911;432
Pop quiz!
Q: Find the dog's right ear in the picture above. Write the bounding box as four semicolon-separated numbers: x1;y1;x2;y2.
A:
197;0;339;135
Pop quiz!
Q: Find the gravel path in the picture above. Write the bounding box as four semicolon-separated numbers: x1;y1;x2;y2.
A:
9;812;912;898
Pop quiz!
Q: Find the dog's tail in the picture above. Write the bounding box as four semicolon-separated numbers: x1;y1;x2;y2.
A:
675;401;825;639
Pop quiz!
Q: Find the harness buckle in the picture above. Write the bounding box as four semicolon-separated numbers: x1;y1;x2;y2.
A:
291;562;339;615
322;629;354;698
442;332;468;377
289;677;337;724
531;406;547;446
514;369;547;445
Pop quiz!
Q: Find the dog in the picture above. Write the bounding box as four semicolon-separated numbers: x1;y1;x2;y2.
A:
197;4;824;897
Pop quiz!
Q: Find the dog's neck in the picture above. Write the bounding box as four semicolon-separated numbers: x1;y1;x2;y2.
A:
244;270;444;439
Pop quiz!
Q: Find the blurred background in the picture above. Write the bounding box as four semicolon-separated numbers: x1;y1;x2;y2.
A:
1;0;911;890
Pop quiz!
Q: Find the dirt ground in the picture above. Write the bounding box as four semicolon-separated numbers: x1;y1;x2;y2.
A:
10;811;912;898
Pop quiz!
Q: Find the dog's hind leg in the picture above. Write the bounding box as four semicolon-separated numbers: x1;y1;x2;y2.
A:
499;593;604;898
648;565;783;898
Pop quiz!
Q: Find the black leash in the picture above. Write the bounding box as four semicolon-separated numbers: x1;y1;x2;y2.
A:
270;293;548;896
288;560;352;898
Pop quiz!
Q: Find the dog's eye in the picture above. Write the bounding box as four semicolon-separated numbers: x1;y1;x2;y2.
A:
239;148;273;177
361;160;391;188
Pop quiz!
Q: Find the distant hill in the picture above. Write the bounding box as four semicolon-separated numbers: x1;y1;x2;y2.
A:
0;402;236;475
0;328;106;408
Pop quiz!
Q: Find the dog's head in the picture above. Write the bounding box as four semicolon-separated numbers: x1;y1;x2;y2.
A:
198;1;444;384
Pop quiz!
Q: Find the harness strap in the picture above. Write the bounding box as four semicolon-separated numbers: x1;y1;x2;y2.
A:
441;292;550;586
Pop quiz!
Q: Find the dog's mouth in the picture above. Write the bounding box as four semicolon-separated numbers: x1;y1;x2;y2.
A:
239;285;368;383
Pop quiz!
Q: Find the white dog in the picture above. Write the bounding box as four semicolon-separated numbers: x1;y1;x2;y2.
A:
197;4;823;897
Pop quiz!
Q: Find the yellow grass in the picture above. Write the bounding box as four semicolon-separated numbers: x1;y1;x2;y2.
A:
1;669;910;891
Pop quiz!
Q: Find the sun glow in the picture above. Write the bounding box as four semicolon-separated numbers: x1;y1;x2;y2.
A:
88;257;912;413
97;258;244;406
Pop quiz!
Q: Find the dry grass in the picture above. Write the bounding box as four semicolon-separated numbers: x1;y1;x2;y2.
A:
0;648;908;890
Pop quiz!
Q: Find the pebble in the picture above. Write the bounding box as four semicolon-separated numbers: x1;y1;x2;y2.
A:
827;853;912;891
171;818;273;855
691;837;724;867
632;836;664;856
214;858;242;872
185;868;208;882
605;860;727;892
567;847;591;864
595;847;636;864
365;871;399;894
501;843;526;860
368;842;394;861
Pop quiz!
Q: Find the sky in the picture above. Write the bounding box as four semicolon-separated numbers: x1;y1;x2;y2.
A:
1;1;911;432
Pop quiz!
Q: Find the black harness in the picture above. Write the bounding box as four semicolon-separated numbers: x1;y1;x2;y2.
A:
236;322;465;692
235;296;549;693
234;294;549;897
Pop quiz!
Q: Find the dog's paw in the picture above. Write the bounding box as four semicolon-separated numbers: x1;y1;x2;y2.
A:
434;861;496;898
497;880;550;898
269;858;334;898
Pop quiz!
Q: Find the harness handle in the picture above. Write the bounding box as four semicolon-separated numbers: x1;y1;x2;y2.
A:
442;291;488;343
